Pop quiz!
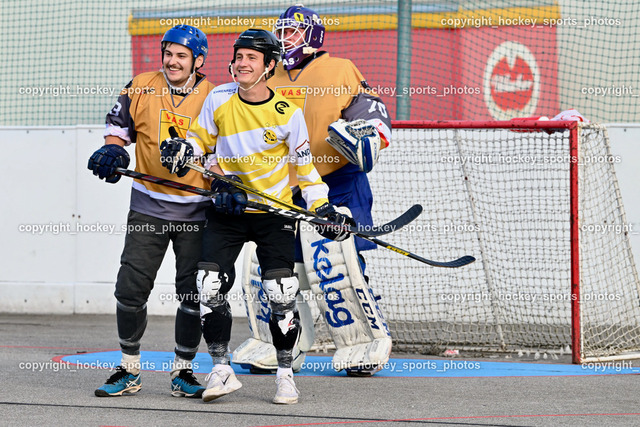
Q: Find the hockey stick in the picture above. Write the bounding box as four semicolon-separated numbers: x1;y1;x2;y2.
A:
115;168;474;268
114;167;416;238
183;161;422;235
167;127;406;231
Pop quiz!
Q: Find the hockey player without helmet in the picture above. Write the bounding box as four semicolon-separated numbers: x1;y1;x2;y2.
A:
161;25;208;66
273;4;325;70
232;29;281;79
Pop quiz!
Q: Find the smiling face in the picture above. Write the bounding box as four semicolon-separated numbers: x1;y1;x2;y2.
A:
162;42;203;88
232;47;273;88
274;26;305;52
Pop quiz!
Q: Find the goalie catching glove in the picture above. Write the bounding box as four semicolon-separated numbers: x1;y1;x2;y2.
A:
210;175;248;215
314;202;355;242
160;136;194;177
87;144;130;184
326;119;381;173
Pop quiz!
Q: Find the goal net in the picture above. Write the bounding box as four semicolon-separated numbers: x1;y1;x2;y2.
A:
311;120;640;363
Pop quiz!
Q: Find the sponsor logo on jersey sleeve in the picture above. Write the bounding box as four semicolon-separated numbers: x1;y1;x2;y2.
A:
295;139;312;160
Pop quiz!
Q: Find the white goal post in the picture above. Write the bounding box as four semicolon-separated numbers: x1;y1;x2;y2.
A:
310;120;640;364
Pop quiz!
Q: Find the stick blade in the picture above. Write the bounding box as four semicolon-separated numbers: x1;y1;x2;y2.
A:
427;255;476;268
367;204;423;236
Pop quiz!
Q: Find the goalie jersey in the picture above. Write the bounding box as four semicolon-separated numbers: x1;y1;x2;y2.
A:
269;52;391;177
105;71;215;221
187;82;329;212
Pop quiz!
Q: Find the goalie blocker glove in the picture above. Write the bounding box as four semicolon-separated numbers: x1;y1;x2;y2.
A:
314;202;355;242
88;144;130;184
160;136;194;177
326;119;381;173
210;175;248;216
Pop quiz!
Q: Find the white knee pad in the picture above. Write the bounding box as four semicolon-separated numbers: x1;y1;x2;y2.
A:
262;268;299;309
196;262;225;317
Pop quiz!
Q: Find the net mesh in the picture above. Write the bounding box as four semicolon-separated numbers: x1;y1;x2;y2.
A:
4;0;640;126
333;122;640;360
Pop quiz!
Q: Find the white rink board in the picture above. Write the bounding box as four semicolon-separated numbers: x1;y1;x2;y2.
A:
0;126;245;316
0;124;638;315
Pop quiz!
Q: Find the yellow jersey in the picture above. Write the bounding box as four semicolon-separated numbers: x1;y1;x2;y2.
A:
187;83;329;212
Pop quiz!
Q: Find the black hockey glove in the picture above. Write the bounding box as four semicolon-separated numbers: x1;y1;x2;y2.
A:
314;202;355;242
160;136;193;177
211;175;248;215
87;144;130;184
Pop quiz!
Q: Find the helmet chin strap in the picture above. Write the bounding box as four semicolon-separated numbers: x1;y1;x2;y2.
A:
231;66;270;92
161;67;196;93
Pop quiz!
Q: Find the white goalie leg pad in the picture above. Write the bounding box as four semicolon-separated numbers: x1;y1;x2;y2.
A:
300;206;392;372
231;243;311;372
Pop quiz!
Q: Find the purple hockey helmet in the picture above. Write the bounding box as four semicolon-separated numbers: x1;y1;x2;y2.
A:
273;4;325;70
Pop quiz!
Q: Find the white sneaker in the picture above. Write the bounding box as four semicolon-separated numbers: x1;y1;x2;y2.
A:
273;372;299;404
202;364;242;402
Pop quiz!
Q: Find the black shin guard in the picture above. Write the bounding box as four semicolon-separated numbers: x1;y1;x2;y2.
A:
201;301;233;345
269;309;301;368
202;304;232;364
175;303;202;360
116;301;148;355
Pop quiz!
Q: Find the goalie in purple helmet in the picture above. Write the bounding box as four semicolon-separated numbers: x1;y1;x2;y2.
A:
273;4;325;70
232;4;394;378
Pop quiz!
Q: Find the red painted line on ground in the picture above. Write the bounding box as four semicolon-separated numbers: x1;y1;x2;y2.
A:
0;345;116;351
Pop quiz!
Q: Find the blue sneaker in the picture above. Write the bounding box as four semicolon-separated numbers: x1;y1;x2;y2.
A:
171;369;205;398
95;366;141;397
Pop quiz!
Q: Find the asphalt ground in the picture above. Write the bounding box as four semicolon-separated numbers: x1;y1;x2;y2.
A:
1;313;640;427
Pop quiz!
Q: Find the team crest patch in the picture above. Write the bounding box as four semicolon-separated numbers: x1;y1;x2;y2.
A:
275;87;307;110
159;110;191;141
263;129;278;144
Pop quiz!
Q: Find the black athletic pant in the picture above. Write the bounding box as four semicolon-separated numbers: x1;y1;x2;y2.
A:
200;208;297;347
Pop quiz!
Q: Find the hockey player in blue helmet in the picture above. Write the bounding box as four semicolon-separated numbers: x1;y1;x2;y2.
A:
160;24;209;92
90;25;214;398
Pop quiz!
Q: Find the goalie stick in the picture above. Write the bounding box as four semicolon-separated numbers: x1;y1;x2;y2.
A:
114;168;474;268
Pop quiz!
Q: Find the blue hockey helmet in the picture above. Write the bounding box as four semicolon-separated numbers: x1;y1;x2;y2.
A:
273;4;325;70
161;25;208;66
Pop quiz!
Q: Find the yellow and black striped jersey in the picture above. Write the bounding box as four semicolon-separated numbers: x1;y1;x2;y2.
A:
105;71;215;221
187;82;329;212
